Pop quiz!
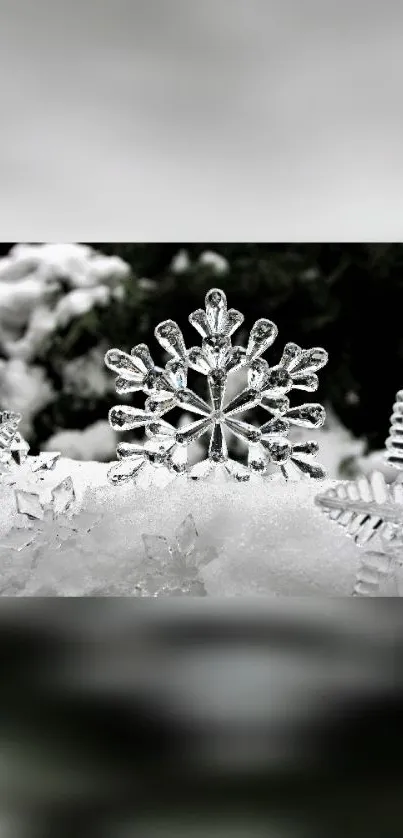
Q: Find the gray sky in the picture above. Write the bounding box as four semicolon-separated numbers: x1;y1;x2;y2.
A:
0;0;402;239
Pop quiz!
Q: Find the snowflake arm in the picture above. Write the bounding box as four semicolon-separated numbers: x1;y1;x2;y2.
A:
316;471;403;547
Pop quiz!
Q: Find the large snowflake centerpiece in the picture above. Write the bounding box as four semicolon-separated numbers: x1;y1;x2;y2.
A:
105;288;328;485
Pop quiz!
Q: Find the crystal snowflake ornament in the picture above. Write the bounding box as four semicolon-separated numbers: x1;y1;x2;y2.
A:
135;513;218;596
105;288;329;484
316;471;403;596
385;390;403;470
316;472;403;546
316;388;403;596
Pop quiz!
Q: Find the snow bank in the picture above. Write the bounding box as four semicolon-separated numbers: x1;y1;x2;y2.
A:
0;458;361;596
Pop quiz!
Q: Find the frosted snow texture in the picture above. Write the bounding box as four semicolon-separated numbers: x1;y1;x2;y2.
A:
105;288;328;485
0;459;363;597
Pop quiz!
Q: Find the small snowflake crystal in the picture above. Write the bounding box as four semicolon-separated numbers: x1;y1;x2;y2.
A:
105;288;328;484
0;477;100;574
135;513;217;596
0;409;63;489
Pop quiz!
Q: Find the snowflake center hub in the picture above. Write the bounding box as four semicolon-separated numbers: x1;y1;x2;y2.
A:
211;409;224;422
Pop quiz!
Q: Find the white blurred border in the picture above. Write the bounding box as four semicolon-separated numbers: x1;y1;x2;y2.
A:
0;0;402;240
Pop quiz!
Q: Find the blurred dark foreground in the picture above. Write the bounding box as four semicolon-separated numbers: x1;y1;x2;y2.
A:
0;599;402;838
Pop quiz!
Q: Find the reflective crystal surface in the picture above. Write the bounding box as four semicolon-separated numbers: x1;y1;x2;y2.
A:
15;490;44;520
105;287;328;483
51;476;76;516
136;513;217;596
0;410;30;471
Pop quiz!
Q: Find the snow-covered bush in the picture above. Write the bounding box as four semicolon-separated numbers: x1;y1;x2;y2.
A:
0;243;128;361
0;243;130;455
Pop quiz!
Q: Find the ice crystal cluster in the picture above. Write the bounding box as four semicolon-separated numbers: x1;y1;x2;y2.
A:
105;288;328;485
0;408;64;492
0;410;30;471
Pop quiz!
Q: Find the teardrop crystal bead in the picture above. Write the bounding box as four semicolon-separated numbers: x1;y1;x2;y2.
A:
260;417;290;436
109;406;151;431
115;376;143;395
155;320;187;360
131;343;154;371
208;422;227;462
187;346;211;374
225;309;244;336
105;349;145;381
189;309;210;338
205;288;227;335
285;404;326;428
246;318;278;361
175;388;211;416
248;358;270;389
116;442;145;459
278;342;302;371
290;347;328;375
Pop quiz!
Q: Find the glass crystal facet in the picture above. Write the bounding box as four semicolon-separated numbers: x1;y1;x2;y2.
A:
106;287;329;484
0;410;30;470
137;514;217;596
